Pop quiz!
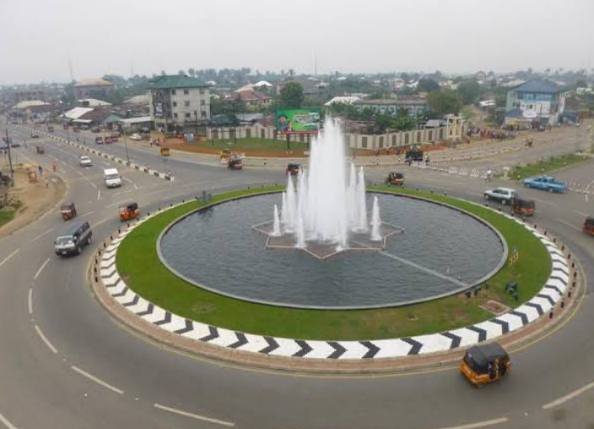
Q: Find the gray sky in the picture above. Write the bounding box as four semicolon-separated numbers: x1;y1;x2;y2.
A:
1;0;593;85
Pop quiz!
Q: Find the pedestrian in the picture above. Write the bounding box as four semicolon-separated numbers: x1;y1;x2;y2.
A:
38;165;43;176
485;169;492;182
52;161;57;172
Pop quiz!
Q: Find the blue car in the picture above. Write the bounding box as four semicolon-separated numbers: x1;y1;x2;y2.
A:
522;175;567;193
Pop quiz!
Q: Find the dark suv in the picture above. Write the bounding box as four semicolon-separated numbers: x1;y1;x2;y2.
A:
54;222;92;256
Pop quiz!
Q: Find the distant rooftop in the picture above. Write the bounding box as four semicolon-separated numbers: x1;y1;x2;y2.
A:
148;74;208;89
355;97;427;106
74;78;113;87
512;79;562;94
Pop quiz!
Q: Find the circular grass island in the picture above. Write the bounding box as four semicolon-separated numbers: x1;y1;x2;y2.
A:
116;185;551;341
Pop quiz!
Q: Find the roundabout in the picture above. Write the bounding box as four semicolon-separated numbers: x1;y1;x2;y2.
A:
98;184;571;370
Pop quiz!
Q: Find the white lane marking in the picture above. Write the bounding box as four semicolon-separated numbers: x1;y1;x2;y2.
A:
27;288;33;315
97;189;101;200
0;412;18;429
33;258;50;280
542;380;594;409
154;403;235;427
70;365;124;395
31;227;54;242
79;210;95;217
92;216;113;228
122;176;139;190
0;249;20;268
556;218;582;232
574;210;590;218
431;417;508;429
34;324;58;354
532;198;556;207
88;181;97;190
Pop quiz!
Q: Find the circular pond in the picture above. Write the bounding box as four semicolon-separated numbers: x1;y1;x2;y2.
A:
158;193;506;309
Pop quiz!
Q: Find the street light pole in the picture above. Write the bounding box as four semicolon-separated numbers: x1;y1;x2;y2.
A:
4;129;14;185
124;135;130;164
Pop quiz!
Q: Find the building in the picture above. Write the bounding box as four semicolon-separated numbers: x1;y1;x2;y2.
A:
353;97;428;118
148;74;210;131
73;78;114;99
505;79;567;126
232;90;272;110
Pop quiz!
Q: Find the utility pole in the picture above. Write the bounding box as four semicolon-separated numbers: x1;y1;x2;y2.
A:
4;129;14;185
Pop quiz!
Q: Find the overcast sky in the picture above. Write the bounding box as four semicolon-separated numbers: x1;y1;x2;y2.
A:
1;0;593;85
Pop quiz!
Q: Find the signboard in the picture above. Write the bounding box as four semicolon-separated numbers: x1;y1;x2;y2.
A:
152;89;171;118
275;109;320;134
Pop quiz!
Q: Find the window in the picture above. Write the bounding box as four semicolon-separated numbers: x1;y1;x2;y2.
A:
392;135;396;146
201;111;207;118
199;89;204;95
428;130;433;140
184;101;190;107
174;113;178;119
362;136;368;148
185;112;191;119
200;99;205;106
404;134;409;144
379;136;384;148
184;89;189;95
172;101;177;107
416;131;421;142
171;89;176;95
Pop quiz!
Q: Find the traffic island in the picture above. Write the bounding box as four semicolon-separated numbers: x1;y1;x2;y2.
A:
88;186;580;372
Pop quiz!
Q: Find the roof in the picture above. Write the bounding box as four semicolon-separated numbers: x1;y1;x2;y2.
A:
425;119;443;128
512;79;561;94
78;98;112;107
235;90;271;102
465;343;508;370
124;94;150;105
148;75;208;89
63;107;94;120
74;78;113;88
119;116;153;124
236;113;264;122
14;100;50;109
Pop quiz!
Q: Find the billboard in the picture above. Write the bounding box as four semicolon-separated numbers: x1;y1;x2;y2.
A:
275;109;321;134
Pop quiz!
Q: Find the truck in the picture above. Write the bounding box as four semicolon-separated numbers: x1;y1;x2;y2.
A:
522;176;567;193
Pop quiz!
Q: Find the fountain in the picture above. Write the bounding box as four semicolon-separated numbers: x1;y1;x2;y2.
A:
254;118;402;258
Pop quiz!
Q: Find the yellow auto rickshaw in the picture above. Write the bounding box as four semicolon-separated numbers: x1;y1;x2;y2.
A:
160;147;170;157
460;342;510;386
60;202;77;221
119;202;140;221
385;172;405;186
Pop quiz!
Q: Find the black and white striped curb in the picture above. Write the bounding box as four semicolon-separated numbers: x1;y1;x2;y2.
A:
97;202;572;360
34;127;175;182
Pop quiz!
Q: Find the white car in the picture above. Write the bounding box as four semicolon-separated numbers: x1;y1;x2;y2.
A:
79;155;93;167
484;187;517;204
103;168;122;188
129;133;142;141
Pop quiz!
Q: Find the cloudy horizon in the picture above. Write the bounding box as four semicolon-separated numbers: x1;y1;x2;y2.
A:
1;0;593;85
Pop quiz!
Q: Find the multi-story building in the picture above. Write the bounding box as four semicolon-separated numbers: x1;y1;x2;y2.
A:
73;78;114;99
353;97;428;118
505;79;567;126
148;75;210;131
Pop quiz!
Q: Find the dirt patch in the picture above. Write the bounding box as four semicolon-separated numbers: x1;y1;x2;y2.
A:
0;168;66;238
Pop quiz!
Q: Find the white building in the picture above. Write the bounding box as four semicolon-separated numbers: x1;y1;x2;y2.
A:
148;75;210;131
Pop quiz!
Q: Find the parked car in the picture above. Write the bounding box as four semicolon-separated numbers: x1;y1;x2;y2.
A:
91;127;101;133
522;176;567;193
95;136;104;144
484;187;517;204
79;155;93;167
54;221;92;256
286;163;301;176
129;133;142;141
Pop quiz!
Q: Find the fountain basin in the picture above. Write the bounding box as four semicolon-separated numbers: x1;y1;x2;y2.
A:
158;192;506;310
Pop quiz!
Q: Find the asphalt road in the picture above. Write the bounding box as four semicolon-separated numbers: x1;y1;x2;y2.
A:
0;120;593;429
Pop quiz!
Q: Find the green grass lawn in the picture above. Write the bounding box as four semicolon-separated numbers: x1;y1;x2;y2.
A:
0;208;15;228
204;137;310;152
510;153;590;180
116;185;551;340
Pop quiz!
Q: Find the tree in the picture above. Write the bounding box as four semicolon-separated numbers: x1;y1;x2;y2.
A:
457;79;481;104
279;82;304;108
188;68;195;77
427;89;463;116
576;79;587;88
417;78;440;93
